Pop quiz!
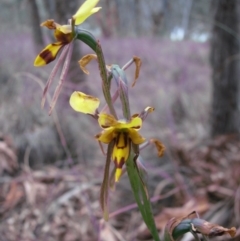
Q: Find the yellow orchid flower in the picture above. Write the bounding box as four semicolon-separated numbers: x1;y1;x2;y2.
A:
96;113;145;182
69;91;164;183
69;91;146;182
34;0;101;66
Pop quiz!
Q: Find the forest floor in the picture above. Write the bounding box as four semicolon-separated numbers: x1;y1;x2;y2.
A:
0;35;239;240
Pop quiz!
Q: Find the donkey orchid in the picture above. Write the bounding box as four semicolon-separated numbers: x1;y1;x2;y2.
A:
34;0;101;66
33;0;101;113
96;113;146;182
69;91;160;182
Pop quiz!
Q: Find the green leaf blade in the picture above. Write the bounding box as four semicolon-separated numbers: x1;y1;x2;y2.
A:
126;154;160;241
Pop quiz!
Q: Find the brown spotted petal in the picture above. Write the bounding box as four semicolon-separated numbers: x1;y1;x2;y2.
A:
98;113;118;129
34;42;64;66
132;56;142;87
54;28;73;44
150;139;165;157
41;19;59;29
78;54;97;74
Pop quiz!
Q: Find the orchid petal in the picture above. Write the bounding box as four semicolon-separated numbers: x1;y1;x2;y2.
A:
34;42;64;66
150;139;165;157
48;42;73;115
95;127;115;144
78;54;97;74
98;113;118;129
115;116;142;130
112;132;131;182
128;129;145;144
73;0;101;25
41;45;70;108
115;168;122;182
57;24;72;34
54;28;72;43
69;91;100;114
41;19;58;29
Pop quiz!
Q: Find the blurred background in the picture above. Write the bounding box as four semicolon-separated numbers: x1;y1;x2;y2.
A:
0;0;239;240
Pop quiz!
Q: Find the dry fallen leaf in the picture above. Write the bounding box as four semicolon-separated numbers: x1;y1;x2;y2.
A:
2;182;24;212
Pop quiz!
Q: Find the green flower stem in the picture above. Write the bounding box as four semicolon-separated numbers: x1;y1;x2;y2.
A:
111;65;131;120
75;29;116;118
95;42;117;118
75;27;97;52
126;154;161;241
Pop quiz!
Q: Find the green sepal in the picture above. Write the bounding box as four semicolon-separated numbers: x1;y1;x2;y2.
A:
126;153;160;241
99;141;115;221
74;27;97;51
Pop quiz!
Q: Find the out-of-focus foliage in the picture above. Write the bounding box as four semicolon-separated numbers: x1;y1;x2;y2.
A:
1;0;211;38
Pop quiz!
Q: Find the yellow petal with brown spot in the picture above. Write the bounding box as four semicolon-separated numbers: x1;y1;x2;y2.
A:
69;91;100;114
98;113;118;129
34;42;64;66
95;127;115;144
112;132;130;181
115;116;142;130
128;129;145;144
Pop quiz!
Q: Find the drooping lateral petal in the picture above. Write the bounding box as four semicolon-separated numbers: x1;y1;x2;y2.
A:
48;42;74;115
128;129;145;144
34;42;64;66
73;0;101;25
69;91;100;115
95;127;115;144
98;113;118;129
41;45;70;108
